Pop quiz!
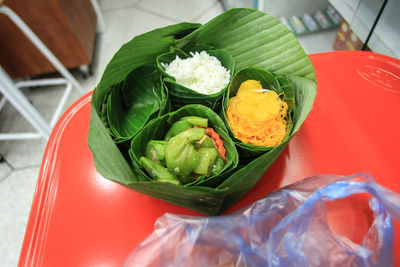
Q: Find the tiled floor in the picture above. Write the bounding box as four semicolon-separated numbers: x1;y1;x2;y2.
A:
0;0;337;265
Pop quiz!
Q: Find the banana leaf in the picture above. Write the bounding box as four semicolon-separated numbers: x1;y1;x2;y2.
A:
157;48;234;109
123;181;229;216
176;8;315;81
88;8;317;215
89;23;200;176
220;66;296;159
92;22;201;115
106;66;169;143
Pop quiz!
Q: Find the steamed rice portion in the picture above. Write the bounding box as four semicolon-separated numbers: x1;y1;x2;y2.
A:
162;51;230;95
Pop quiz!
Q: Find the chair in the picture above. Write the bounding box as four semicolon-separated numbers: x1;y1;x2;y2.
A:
0;2;84;140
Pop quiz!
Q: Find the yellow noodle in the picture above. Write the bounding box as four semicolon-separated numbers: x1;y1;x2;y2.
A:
226;80;288;147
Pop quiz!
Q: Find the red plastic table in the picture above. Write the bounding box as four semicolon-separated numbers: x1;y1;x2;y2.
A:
19;51;400;266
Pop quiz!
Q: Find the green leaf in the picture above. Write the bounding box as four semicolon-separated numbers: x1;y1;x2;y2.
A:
275;74;296;114
283;74;317;134
275;74;296;135
88;9;317;215
106;66;163;141
217;140;288;213
92;36;173;114
124;181;229;215
88;102;138;184
93;22;201;113
177;8;315;81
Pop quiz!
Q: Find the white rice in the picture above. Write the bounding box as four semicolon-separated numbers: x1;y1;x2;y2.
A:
161;51;230;95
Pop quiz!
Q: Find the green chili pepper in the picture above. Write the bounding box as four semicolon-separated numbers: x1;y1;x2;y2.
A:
145;140;167;165
139;156;180;185
195;136;215;149
165;127;205;177
210;155;225;176
164;120;193;140
180;116;208;127
142;116;226;185
193;147;218;177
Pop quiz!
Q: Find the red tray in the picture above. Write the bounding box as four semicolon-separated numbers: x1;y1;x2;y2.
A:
19;51;400;266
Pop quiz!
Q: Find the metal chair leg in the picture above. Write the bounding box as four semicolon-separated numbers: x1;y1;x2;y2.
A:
0;67;51;140
90;0;106;33
0;3;87;141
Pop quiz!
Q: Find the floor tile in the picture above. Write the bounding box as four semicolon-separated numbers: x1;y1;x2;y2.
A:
0;100;46;169
0;101;36;134
77;73;100;94
137;0;219;22
0;84;83;169
0;139;47;169
27;85;73;122
0;166;40;267
0;161;12;182
99;0;141;11
196;1;224;24
92;35;126;76
220;0;253;9
102;7;175;45
94;6;179;75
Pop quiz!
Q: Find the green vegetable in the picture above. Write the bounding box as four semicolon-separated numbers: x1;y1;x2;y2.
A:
164;120;193;140
130;105;238;189
195;136;214;149
145;140;167;165
144;116;225;184
179;116;208;127
164;116;208;140
165;127;205;177
139;157;180;185
210;155;224;176
193;147;218;176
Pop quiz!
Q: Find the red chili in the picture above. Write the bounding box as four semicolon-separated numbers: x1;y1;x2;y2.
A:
194;126;226;161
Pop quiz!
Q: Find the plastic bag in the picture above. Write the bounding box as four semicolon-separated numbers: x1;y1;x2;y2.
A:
123;173;400;267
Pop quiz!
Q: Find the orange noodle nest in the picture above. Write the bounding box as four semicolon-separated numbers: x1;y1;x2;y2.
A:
226;80;289;147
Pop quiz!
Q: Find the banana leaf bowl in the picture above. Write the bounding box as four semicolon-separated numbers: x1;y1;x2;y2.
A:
88;8;317;215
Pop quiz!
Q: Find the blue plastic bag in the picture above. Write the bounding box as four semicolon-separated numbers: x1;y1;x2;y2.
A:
123;173;400;267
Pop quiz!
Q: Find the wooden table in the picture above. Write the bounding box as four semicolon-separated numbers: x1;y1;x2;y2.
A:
0;0;96;78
